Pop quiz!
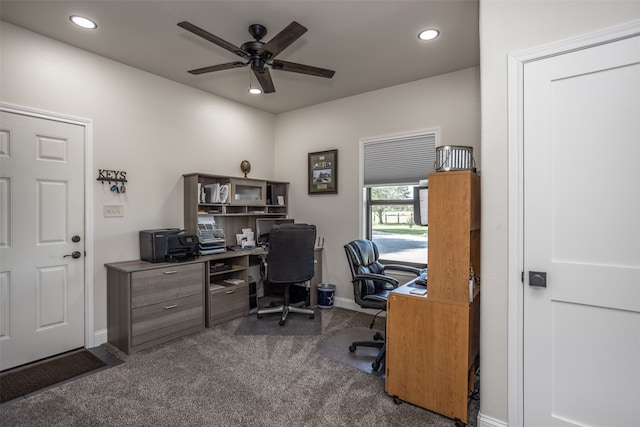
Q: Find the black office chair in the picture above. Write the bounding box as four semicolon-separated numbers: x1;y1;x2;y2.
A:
344;239;424;371
257;224;316;326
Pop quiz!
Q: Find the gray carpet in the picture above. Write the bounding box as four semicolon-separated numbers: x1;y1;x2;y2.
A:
235;309;322;336
0;307;478;426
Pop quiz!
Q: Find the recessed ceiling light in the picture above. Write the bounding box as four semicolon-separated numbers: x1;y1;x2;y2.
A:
70;15;97;30
248;87;262;95
418;29;439;41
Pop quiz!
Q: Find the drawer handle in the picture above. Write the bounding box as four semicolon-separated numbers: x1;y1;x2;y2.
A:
225;290;235;294
164;304;178;309
164;270;178;275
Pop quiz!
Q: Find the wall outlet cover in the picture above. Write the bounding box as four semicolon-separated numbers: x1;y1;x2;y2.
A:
103;204;124;217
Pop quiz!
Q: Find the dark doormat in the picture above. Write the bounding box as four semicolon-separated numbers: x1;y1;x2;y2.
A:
235;309;322;336
0;347;120;404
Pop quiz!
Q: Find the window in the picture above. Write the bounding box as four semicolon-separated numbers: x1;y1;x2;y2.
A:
362;130;437;266
366;185;427;265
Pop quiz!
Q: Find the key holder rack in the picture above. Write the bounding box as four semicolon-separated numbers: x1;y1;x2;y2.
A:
97;169;128;193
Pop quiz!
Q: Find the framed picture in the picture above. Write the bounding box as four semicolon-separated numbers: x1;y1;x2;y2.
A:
308;149;338;194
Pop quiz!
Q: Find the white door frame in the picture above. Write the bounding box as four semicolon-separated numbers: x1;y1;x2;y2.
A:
1;102;95;349
506;20;640;427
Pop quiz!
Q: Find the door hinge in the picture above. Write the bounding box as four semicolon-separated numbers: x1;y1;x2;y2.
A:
521;271;524;284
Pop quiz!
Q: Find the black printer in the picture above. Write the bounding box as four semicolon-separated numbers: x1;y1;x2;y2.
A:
139;228;200;263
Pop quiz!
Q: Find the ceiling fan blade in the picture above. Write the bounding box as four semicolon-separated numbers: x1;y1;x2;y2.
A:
178;21;248;59
188;61;247;75
253;68;276;93
271;60;335;79
258;21;307;60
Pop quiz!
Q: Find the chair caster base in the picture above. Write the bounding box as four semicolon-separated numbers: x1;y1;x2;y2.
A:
372;360;381;371
279;319;285;326
392;396;402;405
348;344;356;352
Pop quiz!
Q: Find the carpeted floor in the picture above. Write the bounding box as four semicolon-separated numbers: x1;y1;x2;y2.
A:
0;307;479;426
235;308;322;335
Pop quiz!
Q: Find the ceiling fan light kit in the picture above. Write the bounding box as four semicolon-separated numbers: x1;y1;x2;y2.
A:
178;20;335;94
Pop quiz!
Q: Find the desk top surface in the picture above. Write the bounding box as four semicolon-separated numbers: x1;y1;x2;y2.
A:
105;246;322;273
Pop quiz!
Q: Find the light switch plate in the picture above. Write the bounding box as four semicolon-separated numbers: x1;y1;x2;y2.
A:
103;204;124;217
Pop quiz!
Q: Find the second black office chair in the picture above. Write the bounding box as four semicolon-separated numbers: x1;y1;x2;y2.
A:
344;239;423;371
257;224;316;326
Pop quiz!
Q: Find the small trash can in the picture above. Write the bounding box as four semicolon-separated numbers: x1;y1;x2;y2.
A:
317;283;336;309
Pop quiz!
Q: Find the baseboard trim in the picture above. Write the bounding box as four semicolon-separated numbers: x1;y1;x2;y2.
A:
478;412;508;427
93;329;107;347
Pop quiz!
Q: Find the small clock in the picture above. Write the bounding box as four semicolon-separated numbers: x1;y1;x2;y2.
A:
240;160;251;177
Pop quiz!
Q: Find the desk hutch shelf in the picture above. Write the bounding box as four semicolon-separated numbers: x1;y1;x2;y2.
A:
183;173;289;247
385;170;481;426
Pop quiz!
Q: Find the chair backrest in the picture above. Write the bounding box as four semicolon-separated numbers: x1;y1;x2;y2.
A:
267;224;316;284
344;239;387;300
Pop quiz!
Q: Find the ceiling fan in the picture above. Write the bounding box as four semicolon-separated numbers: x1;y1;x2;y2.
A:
177;21;335;93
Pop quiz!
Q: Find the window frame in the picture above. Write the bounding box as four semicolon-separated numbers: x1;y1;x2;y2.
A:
365;186;427;268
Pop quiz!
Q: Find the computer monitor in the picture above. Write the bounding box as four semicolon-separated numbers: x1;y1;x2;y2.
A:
413;186;428;226
256;218;294;245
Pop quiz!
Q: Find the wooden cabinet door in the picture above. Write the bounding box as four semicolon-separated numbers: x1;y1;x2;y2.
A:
386;291;471;424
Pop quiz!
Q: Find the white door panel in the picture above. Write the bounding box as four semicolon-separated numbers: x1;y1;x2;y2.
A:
0;111;85;370
523;35;640;426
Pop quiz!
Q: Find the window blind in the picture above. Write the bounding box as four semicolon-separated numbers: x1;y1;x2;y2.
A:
363;132;437;186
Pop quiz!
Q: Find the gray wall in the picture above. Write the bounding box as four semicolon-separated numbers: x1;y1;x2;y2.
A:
479;1;639;424
274;67;480;307
5;2;636;422
1;22;276;336
0;20;480;347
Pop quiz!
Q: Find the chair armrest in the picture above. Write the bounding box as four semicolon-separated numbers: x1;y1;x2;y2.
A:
352;273;400;287
382;264;424;276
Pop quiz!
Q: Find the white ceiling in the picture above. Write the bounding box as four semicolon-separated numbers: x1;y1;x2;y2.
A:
0;1;479;114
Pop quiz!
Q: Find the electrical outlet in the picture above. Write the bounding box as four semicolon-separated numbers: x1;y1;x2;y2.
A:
103;204;124;218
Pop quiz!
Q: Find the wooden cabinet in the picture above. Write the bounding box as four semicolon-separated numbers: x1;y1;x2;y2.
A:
208;282;250;326
107;248;324;352
183;173;289;247
385;170;480;425
309;249;323;307
427;170;481;303
106;260;206;354
206;252;250;326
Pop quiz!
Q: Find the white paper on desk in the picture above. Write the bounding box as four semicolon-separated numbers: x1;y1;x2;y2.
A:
198;216;216;226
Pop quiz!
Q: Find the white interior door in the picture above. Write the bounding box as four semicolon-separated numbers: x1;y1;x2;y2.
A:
523;35;640;426
0;111;86;371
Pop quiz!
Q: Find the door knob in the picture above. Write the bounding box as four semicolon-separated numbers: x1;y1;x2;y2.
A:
529;271;547;288
64;251;82;259
71;235;81;243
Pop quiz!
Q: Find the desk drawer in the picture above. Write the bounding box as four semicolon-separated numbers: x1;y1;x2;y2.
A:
131;294;204;346
209;284;249;326
131;263;203;308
